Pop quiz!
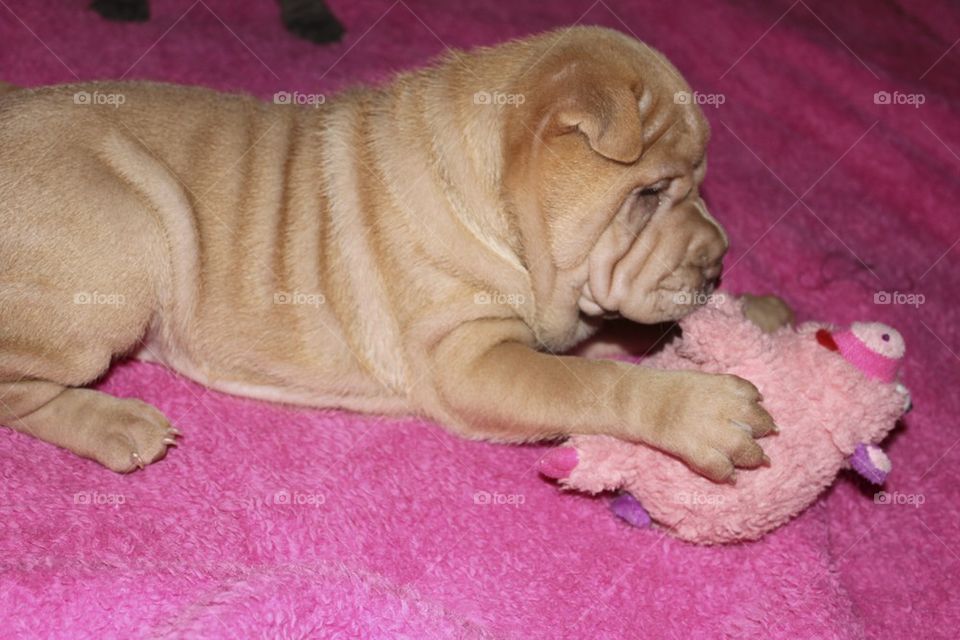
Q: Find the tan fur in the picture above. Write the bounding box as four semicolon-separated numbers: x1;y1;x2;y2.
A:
0;27;778;480
742;294;795;334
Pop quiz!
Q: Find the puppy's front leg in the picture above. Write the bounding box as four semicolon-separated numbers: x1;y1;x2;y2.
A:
424;320;776;483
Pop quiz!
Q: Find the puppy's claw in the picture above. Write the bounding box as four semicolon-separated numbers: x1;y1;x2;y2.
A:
162;437;178;447
731;420;752;434
131;452;145;469
169;427;182;437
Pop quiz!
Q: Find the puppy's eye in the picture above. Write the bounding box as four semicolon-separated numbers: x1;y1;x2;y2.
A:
636;180;670;213
639;180;669;197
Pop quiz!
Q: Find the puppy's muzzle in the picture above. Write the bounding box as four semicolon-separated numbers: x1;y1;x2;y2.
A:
688;201;728;293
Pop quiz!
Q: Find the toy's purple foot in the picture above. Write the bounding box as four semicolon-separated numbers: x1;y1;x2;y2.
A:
850;443;891;484
610;492;652;528
538;447;579;479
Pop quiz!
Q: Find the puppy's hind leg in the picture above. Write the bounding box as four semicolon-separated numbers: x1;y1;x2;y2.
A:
0;285;178;472
0;381;177;472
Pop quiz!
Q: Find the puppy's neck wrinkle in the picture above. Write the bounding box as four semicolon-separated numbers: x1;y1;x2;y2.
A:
412;70;524;275
373;62;527;285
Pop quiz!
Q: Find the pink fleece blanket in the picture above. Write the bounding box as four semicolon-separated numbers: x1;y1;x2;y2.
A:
2;1;958;637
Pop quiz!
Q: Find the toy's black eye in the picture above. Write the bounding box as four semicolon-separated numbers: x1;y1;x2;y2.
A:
882;333;891;342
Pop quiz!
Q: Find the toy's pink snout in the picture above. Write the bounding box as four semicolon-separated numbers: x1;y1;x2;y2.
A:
834;322;904;383
538;447;579;479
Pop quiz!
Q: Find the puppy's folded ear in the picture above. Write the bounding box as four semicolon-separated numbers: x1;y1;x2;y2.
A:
553;82;644;164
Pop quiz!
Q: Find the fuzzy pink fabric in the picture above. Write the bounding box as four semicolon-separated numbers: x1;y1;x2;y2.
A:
1;0;959;637
547;296;909;543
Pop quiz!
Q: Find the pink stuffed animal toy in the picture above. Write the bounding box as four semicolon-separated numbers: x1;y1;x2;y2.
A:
539;295;911;544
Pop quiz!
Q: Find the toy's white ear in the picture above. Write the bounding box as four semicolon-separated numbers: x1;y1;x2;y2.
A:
675;295;767;365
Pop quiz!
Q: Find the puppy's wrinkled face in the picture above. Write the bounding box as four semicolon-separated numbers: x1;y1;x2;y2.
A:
504;28;727;326
577;152;727;324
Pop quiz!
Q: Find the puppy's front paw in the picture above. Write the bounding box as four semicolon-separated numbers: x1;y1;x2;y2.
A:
643;372;776;482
